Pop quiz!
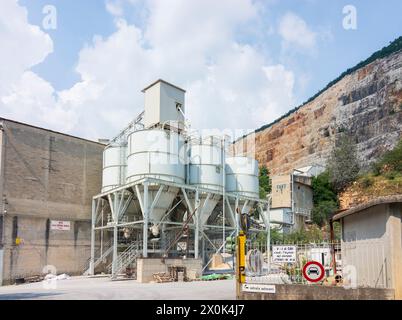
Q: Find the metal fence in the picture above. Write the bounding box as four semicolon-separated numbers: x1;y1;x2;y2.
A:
244;239;390;289
245;240;341;285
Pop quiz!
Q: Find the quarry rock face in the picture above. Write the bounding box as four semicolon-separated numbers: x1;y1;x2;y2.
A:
233;51;402;175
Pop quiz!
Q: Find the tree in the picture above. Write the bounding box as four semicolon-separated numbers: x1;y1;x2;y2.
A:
311;171;339;226
259;165;271;199
311;201;338;227
327;134;360;192
311;171;338;204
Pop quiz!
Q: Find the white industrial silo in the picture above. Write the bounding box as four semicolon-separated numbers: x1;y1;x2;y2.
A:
126;128;186;223
189;136;223;225
126;129;186;184
225;156;259;197
225;156;259;226
124;80;188;225
101;144;127;192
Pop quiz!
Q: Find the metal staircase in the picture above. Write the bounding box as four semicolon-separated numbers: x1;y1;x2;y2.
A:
83;239;113;276
107;241;141;275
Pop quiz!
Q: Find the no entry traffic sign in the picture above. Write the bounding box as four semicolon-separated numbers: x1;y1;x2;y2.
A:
302;261;325;282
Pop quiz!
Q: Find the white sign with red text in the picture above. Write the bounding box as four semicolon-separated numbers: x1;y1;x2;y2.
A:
50;220;71;231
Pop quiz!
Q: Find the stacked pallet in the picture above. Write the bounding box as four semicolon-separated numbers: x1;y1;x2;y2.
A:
153;272;174;283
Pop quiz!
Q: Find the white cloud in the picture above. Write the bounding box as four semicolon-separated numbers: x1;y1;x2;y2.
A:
0;0;298;140
105;0;124;17
0;1;75;131
0;0;53;94
278;12;317;52
1;71;77;132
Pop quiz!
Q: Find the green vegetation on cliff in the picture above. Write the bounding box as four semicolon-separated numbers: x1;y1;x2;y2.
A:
342;139;402;203
372;139;402;176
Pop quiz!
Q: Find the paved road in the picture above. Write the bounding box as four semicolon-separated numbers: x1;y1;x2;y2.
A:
0;277;236;300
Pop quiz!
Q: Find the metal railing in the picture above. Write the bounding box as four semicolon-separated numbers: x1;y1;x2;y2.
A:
83;239;113;275
245;240;341;285
107;241;141;275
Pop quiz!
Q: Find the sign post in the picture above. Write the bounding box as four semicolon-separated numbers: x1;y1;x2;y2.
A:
236;231;246;299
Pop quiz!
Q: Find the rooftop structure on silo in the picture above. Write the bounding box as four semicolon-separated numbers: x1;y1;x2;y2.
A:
142;79;186;130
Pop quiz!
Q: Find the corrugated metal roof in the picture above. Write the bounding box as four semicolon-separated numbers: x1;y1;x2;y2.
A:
332;195;402;221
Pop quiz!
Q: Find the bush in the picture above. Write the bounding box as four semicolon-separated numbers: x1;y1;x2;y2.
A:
284;225;324;244
361;175;374;188
371;162;382;176
270;228;284;243
385;171;396;180
376;140;402;173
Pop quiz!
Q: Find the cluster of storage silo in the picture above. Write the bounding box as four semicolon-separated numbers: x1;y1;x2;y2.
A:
101;79;260;228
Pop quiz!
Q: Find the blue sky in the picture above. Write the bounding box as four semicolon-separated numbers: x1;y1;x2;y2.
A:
1;0;401;139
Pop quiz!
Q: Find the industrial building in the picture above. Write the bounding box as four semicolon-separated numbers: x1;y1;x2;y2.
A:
88;79;269;281
270;165;324;233
0;118;104;285
0;79;268;285
332;195;402;299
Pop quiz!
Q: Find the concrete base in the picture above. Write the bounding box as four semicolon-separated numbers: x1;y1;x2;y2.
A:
240;284;395;300
136;258;202;283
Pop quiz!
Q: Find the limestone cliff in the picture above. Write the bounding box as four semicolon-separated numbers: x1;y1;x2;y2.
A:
233;39;402;176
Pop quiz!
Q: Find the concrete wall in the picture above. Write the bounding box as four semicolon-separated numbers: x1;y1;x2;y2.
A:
240;284;395;300
137;258;202;283
0;119;104;285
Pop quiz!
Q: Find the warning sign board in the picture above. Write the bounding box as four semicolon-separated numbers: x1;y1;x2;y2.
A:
50;221;71;231
302;261;325;282
272;245;297;263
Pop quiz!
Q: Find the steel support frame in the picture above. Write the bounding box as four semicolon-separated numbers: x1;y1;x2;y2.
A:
90;177;270;276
